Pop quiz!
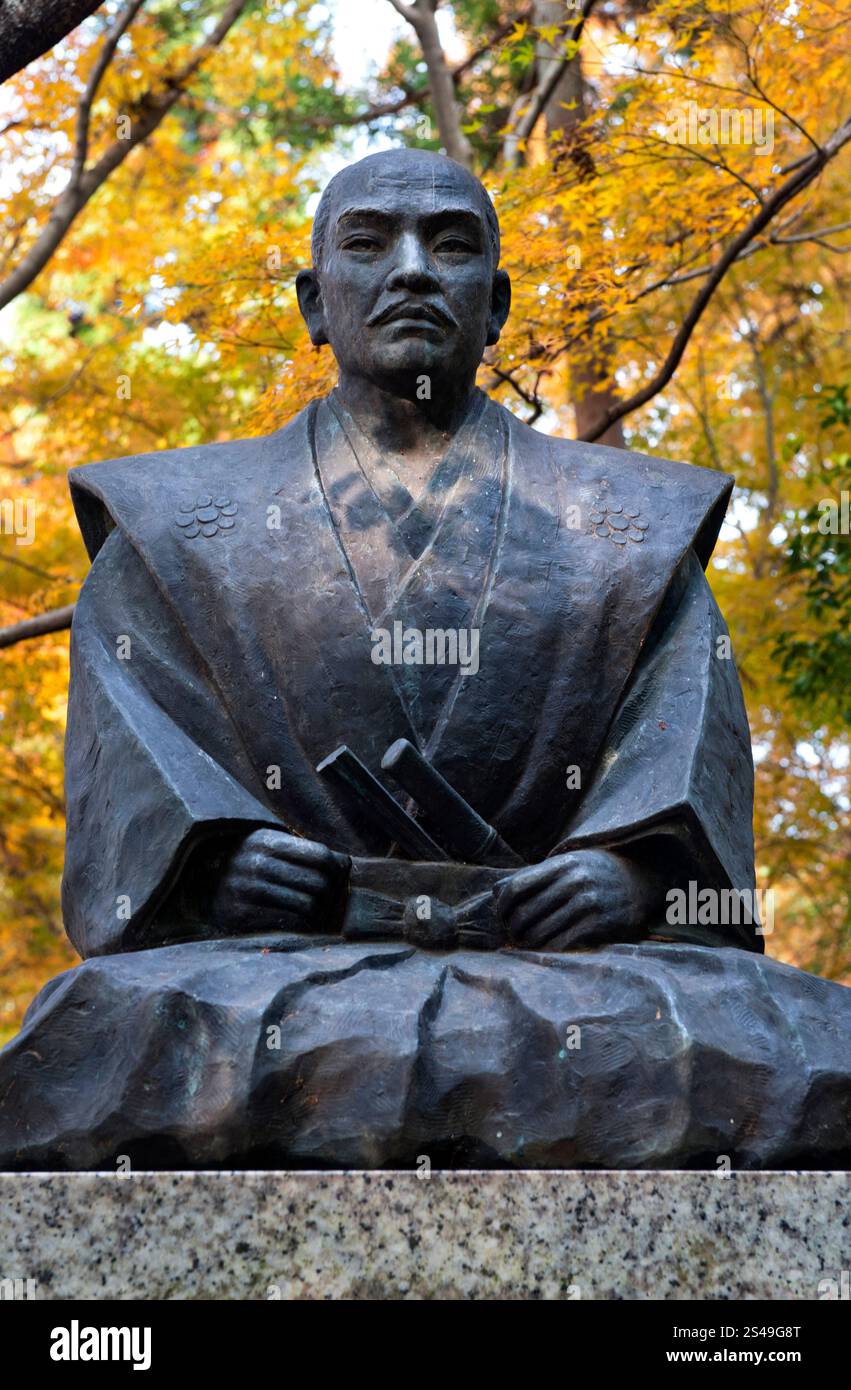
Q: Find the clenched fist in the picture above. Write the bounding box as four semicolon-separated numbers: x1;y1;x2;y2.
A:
494;848;664;951
178;827;351;937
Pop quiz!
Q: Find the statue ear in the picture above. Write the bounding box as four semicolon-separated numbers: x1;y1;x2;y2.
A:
296;269;329;346
486;269;511;346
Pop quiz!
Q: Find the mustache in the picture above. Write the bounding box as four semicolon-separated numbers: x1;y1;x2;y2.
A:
366;298;458;329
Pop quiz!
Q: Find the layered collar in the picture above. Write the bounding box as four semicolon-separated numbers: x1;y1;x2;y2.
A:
313;389;509;750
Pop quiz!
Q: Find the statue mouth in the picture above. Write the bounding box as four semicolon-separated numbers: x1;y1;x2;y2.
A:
368;300;455;329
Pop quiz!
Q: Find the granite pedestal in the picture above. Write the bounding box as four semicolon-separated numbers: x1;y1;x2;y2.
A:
1;1170;848;1300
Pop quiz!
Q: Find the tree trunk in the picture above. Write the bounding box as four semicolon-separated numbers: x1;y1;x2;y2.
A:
0;0;104;84
534;0;625;448
388;0;473;169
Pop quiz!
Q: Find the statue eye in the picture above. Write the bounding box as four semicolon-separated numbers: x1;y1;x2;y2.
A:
341;234;381;252
435;236;474;254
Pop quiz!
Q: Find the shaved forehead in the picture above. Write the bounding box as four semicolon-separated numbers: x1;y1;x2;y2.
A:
328;151;481;200
311;149;500;268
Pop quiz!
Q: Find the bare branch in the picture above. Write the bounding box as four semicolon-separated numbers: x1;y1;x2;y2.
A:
0;604;75;650
329;6;532;129
72;0;147;182
487;363;545;422
0;552;72;583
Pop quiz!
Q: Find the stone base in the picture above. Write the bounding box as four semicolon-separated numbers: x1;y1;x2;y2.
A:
1;1170;848;1300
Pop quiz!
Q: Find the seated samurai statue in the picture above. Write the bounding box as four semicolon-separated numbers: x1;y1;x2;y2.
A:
63;148;758;959
17;148;837;1176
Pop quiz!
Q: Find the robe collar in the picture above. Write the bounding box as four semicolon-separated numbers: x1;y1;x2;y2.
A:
325;387;488;563
312;389;509;750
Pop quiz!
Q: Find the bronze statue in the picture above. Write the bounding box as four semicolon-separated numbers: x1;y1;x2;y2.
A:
63;149;757;958
4;150;849;1172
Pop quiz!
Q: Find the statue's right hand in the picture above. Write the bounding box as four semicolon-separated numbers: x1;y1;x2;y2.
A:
202;828;351;935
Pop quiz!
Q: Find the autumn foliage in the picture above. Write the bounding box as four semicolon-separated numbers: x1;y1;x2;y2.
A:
0;0;848;1042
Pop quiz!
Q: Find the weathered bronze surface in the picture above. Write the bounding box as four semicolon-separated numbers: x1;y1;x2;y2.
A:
3;150;846;1171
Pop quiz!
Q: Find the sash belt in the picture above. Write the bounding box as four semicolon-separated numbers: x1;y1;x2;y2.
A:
341;858;508;951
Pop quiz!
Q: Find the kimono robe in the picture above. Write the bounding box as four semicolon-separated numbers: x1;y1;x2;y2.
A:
0;390;798;1173
61;391;758;959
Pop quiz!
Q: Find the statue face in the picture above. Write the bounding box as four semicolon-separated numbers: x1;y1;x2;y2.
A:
297;152;510;399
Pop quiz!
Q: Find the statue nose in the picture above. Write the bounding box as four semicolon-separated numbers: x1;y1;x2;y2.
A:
386;234;439;292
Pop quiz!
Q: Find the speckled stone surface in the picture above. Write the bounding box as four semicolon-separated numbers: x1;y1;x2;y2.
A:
1;1170;848;1300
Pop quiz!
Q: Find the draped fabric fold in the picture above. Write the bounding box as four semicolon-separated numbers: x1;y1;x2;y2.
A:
62;395;758;959
552;548;757;948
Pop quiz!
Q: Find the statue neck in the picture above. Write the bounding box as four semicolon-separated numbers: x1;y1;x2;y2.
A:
332;372;479;492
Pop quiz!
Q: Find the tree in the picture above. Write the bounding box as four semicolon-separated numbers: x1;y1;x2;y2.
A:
774;385;851;728
0;0;848;1041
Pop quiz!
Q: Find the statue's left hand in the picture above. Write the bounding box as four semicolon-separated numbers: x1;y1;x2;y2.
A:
493;848;662;951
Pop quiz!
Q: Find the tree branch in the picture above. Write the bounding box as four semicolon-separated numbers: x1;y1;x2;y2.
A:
487;364;545;422
0;0;103;84
387;0;473;167
0;604;75;650
72;0;147;182
0;552;71;583
0;0;249;313
504;0;598;169
322;8;532;130
578;113;851;442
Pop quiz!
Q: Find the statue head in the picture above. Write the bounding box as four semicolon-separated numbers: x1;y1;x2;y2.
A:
296;149;511;403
